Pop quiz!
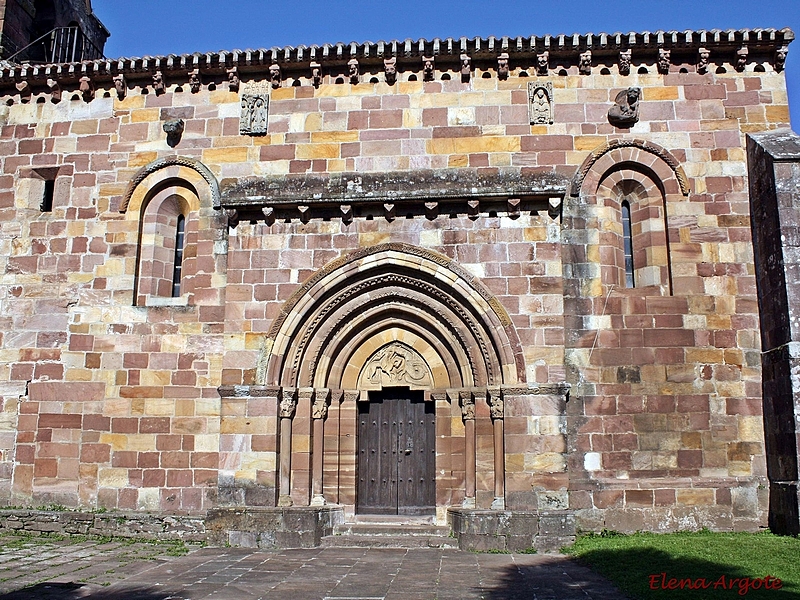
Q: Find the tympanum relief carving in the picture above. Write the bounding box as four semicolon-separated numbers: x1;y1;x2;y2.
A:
357;342;434;390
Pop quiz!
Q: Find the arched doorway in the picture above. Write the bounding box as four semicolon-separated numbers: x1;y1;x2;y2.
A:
258;243;525;513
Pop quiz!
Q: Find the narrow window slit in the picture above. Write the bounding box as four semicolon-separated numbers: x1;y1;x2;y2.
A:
172;214;186;297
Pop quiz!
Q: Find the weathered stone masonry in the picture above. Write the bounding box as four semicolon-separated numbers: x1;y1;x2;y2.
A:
0;28;795;544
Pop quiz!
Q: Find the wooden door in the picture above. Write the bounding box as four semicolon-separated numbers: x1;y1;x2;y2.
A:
357;388;435;515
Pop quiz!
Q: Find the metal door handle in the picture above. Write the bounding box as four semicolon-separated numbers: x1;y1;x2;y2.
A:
405;437;413;454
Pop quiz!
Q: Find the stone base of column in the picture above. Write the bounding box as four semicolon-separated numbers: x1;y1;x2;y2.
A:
491;496;505;510
310;494;327;506
462;497;476;509
277;494;294;507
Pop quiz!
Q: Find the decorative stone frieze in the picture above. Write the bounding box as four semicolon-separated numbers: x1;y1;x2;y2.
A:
239;82;270;135
528;81;553;125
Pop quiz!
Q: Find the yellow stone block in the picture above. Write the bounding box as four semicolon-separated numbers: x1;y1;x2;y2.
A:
98;468;128;488
131;108;160;123
203;147;249;163
305;113;323;131
766;105;790;124
296;143;339;159
359;232;391;246
128;152;158;167
271;88;295;101
71;120;98;135
574;136;606;151
427;136;520;155
530;125;548;135
316;84;351;97
449;154;468;167
676;488;714;506
99;433;128;451
209;90;239;104
642;87;679;100
115;95;145;110
143;397;175;415
525;452;566;473
311;131;359;143
398;81;423;94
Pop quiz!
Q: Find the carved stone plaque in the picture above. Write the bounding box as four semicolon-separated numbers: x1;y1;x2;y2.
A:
357;341;433;390
240;82;270;136
528;81;554;125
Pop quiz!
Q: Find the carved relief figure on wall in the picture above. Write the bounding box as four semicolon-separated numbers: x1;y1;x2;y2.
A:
608;87;640;127
240;83;269;135
528;81;553;125
360;342;433;389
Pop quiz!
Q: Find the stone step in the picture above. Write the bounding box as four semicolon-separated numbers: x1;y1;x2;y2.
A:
320;533;457;549
322;520;457;548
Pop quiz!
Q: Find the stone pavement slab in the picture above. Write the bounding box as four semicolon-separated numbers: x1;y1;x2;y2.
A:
0;534;625;599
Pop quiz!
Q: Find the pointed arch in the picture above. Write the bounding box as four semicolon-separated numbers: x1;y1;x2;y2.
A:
258;243;525;389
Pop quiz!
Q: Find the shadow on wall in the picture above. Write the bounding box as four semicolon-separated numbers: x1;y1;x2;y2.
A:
478;548;800;600
0;582;180;599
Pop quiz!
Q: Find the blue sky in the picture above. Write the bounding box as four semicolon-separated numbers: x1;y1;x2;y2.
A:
93;0;800;125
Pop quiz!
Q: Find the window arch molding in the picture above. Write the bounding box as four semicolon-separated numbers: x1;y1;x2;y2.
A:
122;158;218;306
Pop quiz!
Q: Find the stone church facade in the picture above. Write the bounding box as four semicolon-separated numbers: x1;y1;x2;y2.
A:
0;25;797;547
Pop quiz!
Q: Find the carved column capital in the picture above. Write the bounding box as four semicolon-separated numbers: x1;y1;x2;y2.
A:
459;390;476;421
279;387;298;418
312;388;331;419
487;386;503;420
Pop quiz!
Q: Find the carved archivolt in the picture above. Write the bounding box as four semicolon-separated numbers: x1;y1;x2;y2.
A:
570;139;690;198
120;156;220;212
259;243;525;391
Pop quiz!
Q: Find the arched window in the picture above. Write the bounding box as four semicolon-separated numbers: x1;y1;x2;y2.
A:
172;214;186;297
621;199;634;287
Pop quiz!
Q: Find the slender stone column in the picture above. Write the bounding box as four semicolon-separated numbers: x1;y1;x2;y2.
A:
459;389;477;508
277;387;297;507
310;388;330;506
488;386;505;510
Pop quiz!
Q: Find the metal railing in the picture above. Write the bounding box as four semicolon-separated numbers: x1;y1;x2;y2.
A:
6;26;104;64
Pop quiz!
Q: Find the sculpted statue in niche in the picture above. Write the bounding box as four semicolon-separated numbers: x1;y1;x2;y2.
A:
358;342;433;389
657;49;670;74
310;62;322;87
608;87;640;127
776;45;788;72
384;57;397;85
619;49;631;75
152;71;165;95
348;58;359;84
240;82;270;135
269;63;282;88
528;81;554;125
460;53;471;82
697;47;710;74
188;69;201;93
579;50;592;75
536;51;549;76
497;53;509;80
422;55;435;81
113;74;126;99
736;46;748;72
227;67;240;92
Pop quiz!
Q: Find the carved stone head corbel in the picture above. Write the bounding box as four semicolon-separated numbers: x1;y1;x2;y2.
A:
776;45;788;72
384;57;397;85
579;50;592;75
188;69;201;93
608;87;640;128
460;53;471;82
536;51;549;76
657;48;670;74
348;58;359;84
497;53;509;80
310;62;322;87
697;47;711;74
163;119;184;147
269;63;282;88
152;71;165;95
113;74;126;100
422;55;435;81
736;46;748;72
227;67;240;92
619;49;631;75
15;81;31;103
46;78;61;103
79;76;94;102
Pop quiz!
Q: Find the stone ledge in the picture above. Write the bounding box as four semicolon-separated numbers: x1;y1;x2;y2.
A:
205;506;345;549
447;508;575;553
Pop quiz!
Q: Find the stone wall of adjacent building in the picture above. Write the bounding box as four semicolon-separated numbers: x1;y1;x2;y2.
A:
0;33;792;532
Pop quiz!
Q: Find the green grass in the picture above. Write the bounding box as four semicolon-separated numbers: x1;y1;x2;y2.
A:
565;530;800;599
